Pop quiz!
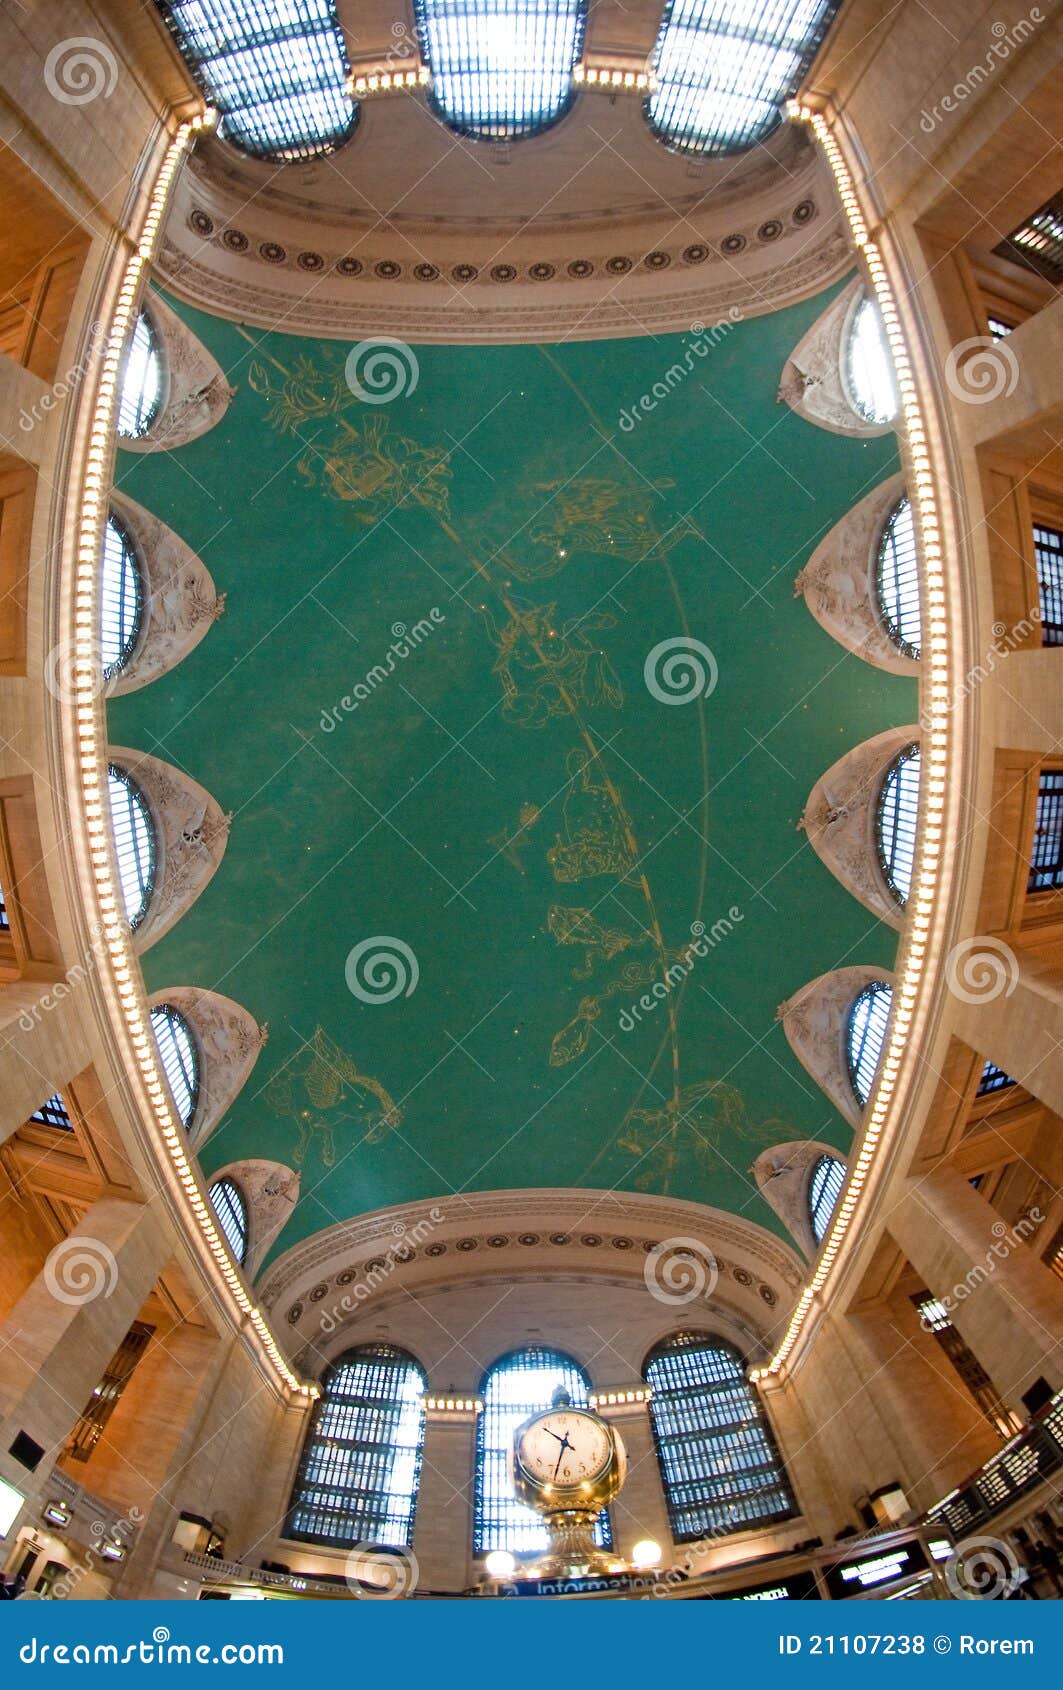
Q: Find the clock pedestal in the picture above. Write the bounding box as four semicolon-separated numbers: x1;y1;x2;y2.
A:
534;1509;626;1580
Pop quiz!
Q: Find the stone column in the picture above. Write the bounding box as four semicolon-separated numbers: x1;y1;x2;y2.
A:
890;1166;1063;1414
0;980;92;1147
411;1397;479;1594
0;1197;168;1471
951;957;1063;1119
594;1390;672;1566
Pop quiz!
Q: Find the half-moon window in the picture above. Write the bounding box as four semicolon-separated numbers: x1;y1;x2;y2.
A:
117;309;163;440
846;294;898;425
150;1004;200;1128
415;0;587;140
846;981;893;1108
808;1153;846;1244
154;0;356;160
877;744;921;906
107;765;156;928
645;0;842;155
101;512;143;678
876;495;921;659
208;1177;248;1265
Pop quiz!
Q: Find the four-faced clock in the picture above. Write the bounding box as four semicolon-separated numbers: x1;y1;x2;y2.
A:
514;1407;614;1496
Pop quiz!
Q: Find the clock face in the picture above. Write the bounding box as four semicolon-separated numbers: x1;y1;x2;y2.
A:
515;1410;613;1492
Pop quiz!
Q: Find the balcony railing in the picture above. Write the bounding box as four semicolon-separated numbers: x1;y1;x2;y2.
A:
926;1388;1063;1537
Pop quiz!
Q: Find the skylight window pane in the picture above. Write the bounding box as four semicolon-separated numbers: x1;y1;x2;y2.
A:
117;310;162;440
208;1178;248;1263
101;514;142;678
976;1059;1015;1097
1028;769;1063;892
156;0;356;160
847;294;899;425
151;1005;200;1128
646;0;840;155
107;766;156;929
416;0;587;140
877;744;921;906
1034;524;1063;646
876;495;921;659
808;1154;845;1243
847;982;892;1108
30;1094;74;1131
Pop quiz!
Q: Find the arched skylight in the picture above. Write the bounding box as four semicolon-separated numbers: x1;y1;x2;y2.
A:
117;310;163;440
644;1333;795;1540
150;1004;200;1128
208;1177;248;1265
877;744;920;906
847;981;893;1108
155;0;356;160
645;0;842;155
846;294;898;425
107;766;156;928
101;513;143;679
474;1346;611;1556
415;0;587;140
808;1153;845;1244
876;495;921;659
287;1345;426;1547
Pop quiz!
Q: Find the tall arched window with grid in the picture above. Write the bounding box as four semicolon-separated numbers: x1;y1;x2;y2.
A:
644;1332;795;1541
474;1346;612;1556
846;981;893;1108
876;743;921;906
808;1153;846;1245
287;1345;426;1548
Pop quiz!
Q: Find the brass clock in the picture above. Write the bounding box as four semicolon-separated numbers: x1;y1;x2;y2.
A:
510;1389;627;1578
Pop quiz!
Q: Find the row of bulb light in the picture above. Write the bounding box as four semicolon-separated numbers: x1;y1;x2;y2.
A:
754;105;952;1383
347;57;653;101
70;112;317;1405
589;1388;652;1407
423;1396;483;1414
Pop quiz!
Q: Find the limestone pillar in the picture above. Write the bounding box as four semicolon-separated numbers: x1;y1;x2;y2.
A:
0;1197;168;1468
890;1165;1063;1414
411;1397;479;1594
0;980;93;1146
594;1390;672;1565
951;956;1063;1118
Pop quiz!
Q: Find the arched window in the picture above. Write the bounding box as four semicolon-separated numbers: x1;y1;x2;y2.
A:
415;0;586;140
287;1345;426;1547
107;765;156;929
101;513;143;678
208;1178;248;1265
155;0;356;160
846;981;893;1108
808;1153;846;1244
474;1346;612;1556
876;495;921;659
846;294;898;426
117;309;163;440
150;1004;199;1128
644;1333;795;1541
876;743;921;906
645;0;842;155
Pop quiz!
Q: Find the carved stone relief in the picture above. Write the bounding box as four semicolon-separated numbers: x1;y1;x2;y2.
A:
800;726;920;930
778;276;894;439
777;965;894;1130
752;1138;848;1261
108;745;230;953
121;290;234;454
108;491;224;694
794;472;917;675
207;1157;300;1279
148;986;267;1150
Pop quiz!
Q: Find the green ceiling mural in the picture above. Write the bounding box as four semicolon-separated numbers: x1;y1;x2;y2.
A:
110;280;913;1261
